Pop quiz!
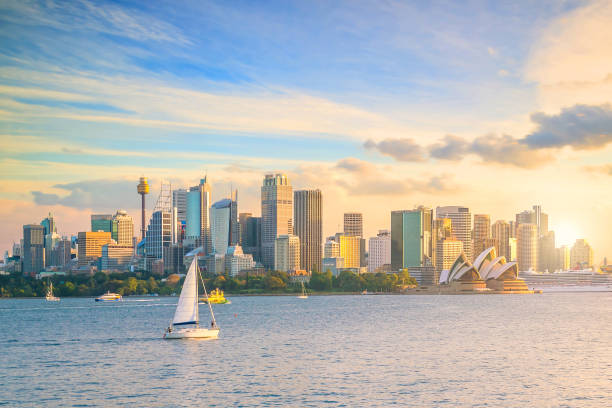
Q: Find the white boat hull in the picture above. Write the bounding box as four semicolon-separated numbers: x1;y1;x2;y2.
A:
46;297;60;302
297;295;308;299
164;327;220;340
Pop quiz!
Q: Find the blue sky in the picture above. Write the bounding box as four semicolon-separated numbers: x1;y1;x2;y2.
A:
1;0;611;260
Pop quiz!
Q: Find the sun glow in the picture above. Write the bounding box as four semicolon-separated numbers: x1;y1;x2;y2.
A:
553;221;580;247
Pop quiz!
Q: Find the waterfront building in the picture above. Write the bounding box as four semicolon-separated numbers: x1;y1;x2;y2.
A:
570;239;593;268
517;223;538;272
538;231;556;272
368;230;391;273
186;176;212;253
391;207;433;271
112;210;134;246
145;210;172;260
274;234;300;272
473;214;491;256
100;244;133;272
440;247;530;292
436;206;472;261
294;189;322;273
261;174;293;269
324;239;340;258
77;231;113;266
556;245;570;271
339;235;361;269
224;245;255;276
23;224;45;276
492;220;511;261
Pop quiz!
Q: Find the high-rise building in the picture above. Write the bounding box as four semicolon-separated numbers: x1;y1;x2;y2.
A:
570;239;593;268
556;245;570;271
517;224;538;272
343;213;363;237
41;212;57;236
229;190;239;246
516;205;548;237
261;174;293;269
22;224;45;276
51;238;71;267
436;206;472;261
492;220;511;261
339;235;361;269
391;207;433;271
368;230;391;273
324;239;340;258
100;244;133;272
224;245;255;276
112;210;134;246
173;188;188;241
509;237;517;262
239;213;252;246
145;210;172;260
91;214;113;233
77;231;113;266
274;234;300;272
538;231;556;272
186;176;212;253
294;189;322;273
240;215;261;263
435;239;463;272
473;214;491;256
211;199;232;255
44;232;60;267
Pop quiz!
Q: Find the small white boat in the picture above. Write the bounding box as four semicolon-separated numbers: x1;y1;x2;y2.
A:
164;257;219;340
95;292;122;302
297;281;308;299
45;281;60;302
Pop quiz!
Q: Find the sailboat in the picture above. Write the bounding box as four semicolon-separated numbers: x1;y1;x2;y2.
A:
164;257;219;340
45;281;60;302
297;281;308;299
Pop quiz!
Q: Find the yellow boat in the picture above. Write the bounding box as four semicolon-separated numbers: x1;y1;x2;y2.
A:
199;288;230;304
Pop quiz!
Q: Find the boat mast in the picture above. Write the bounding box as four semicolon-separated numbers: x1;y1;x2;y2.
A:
195;256;200;327
197;261;217;327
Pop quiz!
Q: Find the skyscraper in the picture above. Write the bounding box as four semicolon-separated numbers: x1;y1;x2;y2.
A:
538;231;556;272
343;213;363;237
240;214;261;263
492;220;511;261
368;230;391;273
229;190;239;246
436;206;472;261
339;235;361;269
41;212;57;236
391;207;433;271
91;214;113;233
570;239;593;268
516;205;548;238
145;210;172;260
77;231;113;266
112;210;134;246
261;174;293;269
22;224;45;276
172;188;188;241
517;223;538;272
473;214;491;256
324;239;340;258
294;189;322;273
211;199;232;255
186;176;212;253
274;234;300;272
239;212;252;246
435;239;463;272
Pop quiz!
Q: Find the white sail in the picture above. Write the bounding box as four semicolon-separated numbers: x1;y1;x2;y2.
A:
172;258;199;325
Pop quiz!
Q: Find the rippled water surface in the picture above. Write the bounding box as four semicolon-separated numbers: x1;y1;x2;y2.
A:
1;293;611;407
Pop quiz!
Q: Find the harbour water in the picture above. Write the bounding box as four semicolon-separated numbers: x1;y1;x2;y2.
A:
1;293;611;407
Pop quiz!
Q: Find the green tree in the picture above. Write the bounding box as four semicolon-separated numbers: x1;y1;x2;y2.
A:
264;275;286;291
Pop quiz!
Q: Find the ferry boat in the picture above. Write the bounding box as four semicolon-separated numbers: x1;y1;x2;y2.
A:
95;292;123;302
520;269;612;291
199;288;230;304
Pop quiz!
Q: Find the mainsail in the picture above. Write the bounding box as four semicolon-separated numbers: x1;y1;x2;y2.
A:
172;258;199;325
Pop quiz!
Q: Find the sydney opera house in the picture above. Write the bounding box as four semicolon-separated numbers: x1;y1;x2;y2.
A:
439;247;532;293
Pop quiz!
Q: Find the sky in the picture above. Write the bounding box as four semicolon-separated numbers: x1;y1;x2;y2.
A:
1;0;611;262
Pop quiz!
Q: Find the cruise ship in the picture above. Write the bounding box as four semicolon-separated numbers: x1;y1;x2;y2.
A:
519;269;612;292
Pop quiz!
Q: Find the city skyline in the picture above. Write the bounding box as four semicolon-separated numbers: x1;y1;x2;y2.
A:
1;0;611;261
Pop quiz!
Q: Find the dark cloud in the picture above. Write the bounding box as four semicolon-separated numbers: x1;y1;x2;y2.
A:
523;104;612;149
31;179;146;210
470;134;553;168
428;135;469;160
364;138;426;162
